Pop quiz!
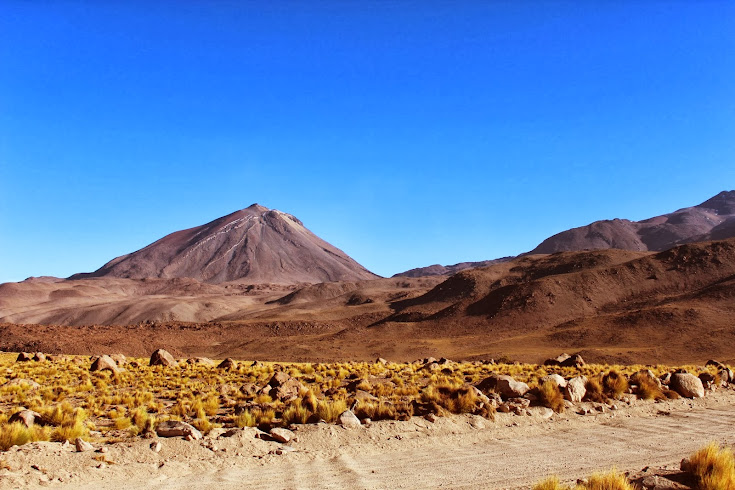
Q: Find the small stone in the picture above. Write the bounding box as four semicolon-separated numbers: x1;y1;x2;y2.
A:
99;447;108;453
150;442;162;453
269;428;294;443
75;438;93;452
156;421;202;440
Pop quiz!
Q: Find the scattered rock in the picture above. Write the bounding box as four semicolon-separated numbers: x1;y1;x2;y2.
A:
719;368;733;385
8;410;45;427
420;361;440;372
269;428;295;443
705;359;726;370
355;390;379;403
240;383;258;396
4;378;41;390
156;421;202;440
16;352;32;362
498;397;531;413
559;354;585;368
338;410;362;429
268;372;291;387
376;358;388;365
698;372;717;390
536;407;554;420
32;352;46;362
149;349;177;368
539;374;567;388
543;353;571;366
75;438;93;452
218;358;236;370
271;378;305;401
564;376;587;402
495;376;530;398
188;357;215;367
670;373;705;398
150;441;162;453
110;354;127;366
90;355;123;375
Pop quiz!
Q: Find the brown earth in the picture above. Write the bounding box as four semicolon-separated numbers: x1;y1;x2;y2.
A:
70;204;379;285
2;239;735;364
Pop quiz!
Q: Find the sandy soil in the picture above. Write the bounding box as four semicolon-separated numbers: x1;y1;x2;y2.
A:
3;389;735;489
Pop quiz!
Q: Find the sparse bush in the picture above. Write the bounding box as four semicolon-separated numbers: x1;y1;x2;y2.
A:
532;475;567;490
584;378;607;403
0;422;50;451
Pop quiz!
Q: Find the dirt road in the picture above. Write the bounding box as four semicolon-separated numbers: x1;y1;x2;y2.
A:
4;393;735;489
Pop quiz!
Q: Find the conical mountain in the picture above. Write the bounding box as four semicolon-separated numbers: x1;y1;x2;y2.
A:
71;204;379;284
529;191;735;254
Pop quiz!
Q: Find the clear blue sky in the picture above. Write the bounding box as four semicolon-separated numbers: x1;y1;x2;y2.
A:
1;1;734;283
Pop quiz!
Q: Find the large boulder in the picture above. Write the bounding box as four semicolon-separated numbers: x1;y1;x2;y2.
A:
90;355;123;375
110;354;127;366
268;372;291;387
564;376;587;402
271;378;305;401
16;352;32;362
495;376;530;398
156;420;202;440
670;373;705;398
4;378;41;390
150;349;178;368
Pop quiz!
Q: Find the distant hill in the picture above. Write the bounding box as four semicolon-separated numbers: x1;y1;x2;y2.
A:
529;190;735;254
70;204;379;284
393;258;512;278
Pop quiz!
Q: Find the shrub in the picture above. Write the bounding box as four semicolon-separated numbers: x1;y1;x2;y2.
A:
685;442;735;490
315;399;347;423
537;381;565;413
532;476;567;490
631;374;664;401
584;378;607;403
602;371;628;399
583;468;634;489
0;422;50;451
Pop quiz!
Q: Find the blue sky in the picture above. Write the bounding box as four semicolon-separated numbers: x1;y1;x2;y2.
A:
1;1;734;283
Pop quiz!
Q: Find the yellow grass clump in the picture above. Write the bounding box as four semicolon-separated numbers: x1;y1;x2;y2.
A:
684;442;735;490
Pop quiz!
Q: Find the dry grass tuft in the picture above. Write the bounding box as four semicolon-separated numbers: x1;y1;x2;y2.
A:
584;378;607;403
537;381;565;413
602;371;628;399
685;442;735;490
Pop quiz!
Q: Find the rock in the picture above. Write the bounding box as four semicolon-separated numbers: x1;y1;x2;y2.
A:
4;378;41;390
376;358;388;365
150;441;162;452
268;372;291;387
670;373;705;398
218;358;236;370
425;413;438;423
32;352;46;362
660;372;672;386
474;375;500;393
719;368;733;386
188;357;215;367
559;354;585;368
699;372;717;390
271;378;305;401
633;369;662;389
706;360;726;370
421;362;440;372
564;376;588;402
16;352;32;362
8;410;44;427
539;374;567;388
75;438;93;452
338;410;362;429
543;353;571;366
240;383;258;396
536;407;554;420
110;354;127;366
156;421;202;440
355;390;378;403
495;376;530;398
90;355;123;375
498;397;531;413
149;349;177;368
269;428;295;443
680;457;692;473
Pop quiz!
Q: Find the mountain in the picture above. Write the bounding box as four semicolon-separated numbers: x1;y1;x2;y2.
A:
393;258;512;278
70;204;379;284
529;190;735;254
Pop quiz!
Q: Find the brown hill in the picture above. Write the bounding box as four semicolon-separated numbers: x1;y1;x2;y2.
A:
392;258;512;278
70;204;379;285
2;239;735;365
529;190;735;254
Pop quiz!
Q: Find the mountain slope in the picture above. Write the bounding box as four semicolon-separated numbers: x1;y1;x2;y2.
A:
529;190;735;254
71;204;379;284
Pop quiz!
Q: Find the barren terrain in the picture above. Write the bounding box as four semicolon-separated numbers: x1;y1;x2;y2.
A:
3;389;735;489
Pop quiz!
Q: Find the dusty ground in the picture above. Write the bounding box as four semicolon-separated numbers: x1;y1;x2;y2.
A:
3;388;735;489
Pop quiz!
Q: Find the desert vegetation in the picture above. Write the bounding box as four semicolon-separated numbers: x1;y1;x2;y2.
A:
0;351;729;452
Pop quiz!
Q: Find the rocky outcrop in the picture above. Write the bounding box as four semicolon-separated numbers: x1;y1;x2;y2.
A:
150;349;177;368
